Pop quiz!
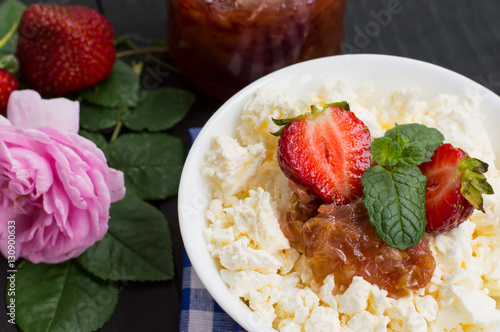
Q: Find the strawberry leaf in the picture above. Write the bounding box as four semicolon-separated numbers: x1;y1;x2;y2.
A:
124;87;194;132
104;133;185;200
0;0;25;56
324;101;350;111
79;102;126;131
459;157;494;212
80;60;140;109
78;197;174;281
9;260;118;332
361;165;427;250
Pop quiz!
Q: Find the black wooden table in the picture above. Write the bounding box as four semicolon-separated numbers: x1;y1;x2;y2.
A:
1;0;499;331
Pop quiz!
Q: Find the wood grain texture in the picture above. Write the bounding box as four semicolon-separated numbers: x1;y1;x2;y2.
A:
100;0;167;42
22;0;100;10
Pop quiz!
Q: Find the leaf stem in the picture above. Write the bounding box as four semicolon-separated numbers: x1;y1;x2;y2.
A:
0;22;18;50
110;120;123;142
116;46;170;58
116;39;179;73
114;34;166;46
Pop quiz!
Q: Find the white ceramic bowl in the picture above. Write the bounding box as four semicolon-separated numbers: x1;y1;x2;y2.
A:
177;54;500;331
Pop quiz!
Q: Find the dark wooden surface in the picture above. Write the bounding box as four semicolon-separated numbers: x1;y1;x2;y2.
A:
0;0;499;331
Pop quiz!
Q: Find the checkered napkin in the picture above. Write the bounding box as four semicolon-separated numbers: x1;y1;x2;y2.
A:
179;128;245;332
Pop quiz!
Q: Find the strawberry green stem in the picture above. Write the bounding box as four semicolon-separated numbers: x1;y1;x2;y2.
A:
110;120;123;142
0;22;18;50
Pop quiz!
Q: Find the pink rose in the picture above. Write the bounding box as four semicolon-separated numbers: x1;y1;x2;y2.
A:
0;90;126;263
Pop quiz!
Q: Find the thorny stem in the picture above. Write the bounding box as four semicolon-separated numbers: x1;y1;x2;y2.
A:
0;22;18;50
115;39;178;73
110;119;123;142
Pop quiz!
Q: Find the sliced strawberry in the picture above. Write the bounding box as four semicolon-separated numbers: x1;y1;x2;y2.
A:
419;143;494;233
275;102;371;205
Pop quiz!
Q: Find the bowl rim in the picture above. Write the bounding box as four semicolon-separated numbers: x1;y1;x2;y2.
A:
178;53;500;332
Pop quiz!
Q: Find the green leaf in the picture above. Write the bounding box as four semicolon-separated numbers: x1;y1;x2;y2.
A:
124;87;194;132
79;60;140;109
9;260;118;332
79;130;108;150
105;133;185;200
271;114;303;126
385;123;444;162
459;157;494;212
324;101;350;111
371;137;402;167
79;102;125;131
78;197;173;281
397;142;427;167
361;165;427;250
0;0;25;56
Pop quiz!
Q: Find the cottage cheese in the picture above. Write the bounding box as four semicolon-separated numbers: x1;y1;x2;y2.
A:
202;82;500;331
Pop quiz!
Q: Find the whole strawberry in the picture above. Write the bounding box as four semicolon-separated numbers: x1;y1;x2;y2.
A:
0;69;19;113
419;143;494;233
16;4;115;95
274;102;371;205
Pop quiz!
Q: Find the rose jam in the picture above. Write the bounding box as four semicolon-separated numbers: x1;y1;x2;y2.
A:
280;195;436;298
168;0;347;100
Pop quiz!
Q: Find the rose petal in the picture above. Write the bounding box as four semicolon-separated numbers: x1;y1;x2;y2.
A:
0;113;125;264
0;115;11;127
8;147;54;197
7;90;79;134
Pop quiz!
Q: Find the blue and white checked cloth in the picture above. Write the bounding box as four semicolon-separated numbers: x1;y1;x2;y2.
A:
179;128;245;332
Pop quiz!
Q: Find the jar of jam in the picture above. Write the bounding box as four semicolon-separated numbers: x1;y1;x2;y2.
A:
167;0;347;100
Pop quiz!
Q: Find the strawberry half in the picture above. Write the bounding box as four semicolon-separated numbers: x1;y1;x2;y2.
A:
16;4;115;95
419;143;494;233
274;102;371;205
0;69;19;113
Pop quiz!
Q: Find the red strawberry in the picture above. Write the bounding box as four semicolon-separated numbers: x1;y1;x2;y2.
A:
274;102;371;205
0;69;19;113
16;4;115;95
419;143;494;233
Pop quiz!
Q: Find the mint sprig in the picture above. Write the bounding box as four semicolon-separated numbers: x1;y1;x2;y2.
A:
384;123;445;164
361;166;427;249
361;123;444;250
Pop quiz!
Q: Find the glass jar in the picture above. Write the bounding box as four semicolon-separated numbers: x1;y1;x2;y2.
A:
168;0;347;100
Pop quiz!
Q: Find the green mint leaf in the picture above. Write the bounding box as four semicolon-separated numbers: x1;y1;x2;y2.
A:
79;102;126;131
385;123;444;162
371;137;402;167
105;133;185;200
0;0;25;56
9;260;118;332
124;87;194;132
78;197;173;281
397;142;428;167
79;130;108;151
80;60;140;109
361;165;427;250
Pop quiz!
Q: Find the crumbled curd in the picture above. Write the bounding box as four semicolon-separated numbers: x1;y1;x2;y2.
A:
202;82;500;331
